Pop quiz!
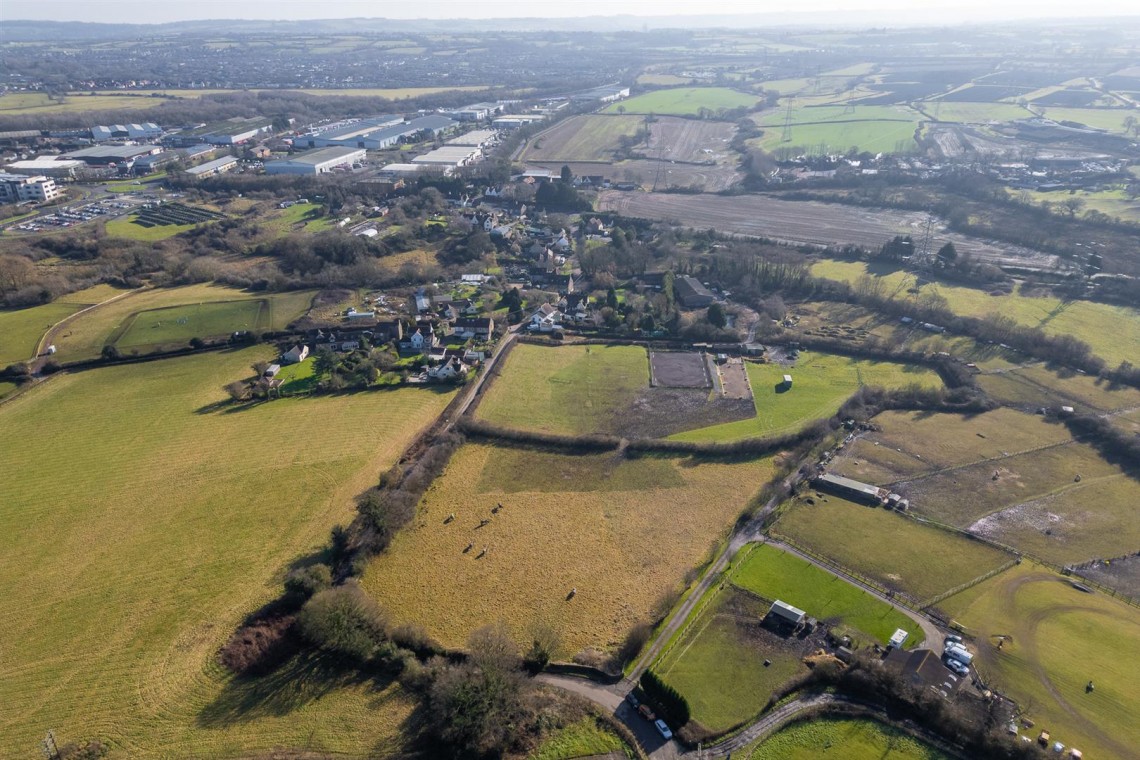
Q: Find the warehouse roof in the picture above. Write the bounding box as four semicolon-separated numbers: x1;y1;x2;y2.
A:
185;155;238;175
310;115;402;141
62;145;160;160
273;146;363;166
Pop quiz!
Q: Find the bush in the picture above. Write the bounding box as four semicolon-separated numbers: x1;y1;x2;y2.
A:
283;563;332;604
218;614;300;675
296;581;388;662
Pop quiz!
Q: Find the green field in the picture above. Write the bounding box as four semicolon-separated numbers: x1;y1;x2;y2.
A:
104;214;205;240
265;202;331;235
604;87;761;116
51;284;314;361
1010;186;1140;223
773;497;1014;603
530;716;631;760
748;717;951;760
1037;106;1139;134
672;353;940;443
811;258;1140;366
113;300;268;349
656;589;809;732
733;544;923;645
940;563;1140;760
476;343;649;435
926;102;1032;123
0;348;455;757
0;284;131;365
753;105;923;155
275;356;319;393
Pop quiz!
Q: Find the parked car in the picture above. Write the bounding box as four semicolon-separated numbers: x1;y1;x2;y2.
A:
654;719;673;740
638;704;656;721
625;691;639;709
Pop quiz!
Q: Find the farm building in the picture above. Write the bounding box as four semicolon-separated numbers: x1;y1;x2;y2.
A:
265;147;365;175
185;155;238;178
764;600;806;632
885;648;963;695
675;276;715;308
4;158;85;178
812;472;888;506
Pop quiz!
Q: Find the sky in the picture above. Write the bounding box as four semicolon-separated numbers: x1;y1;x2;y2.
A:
5;0;1140;24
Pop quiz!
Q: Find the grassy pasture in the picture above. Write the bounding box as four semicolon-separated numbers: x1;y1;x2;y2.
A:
113;300;268;350
530;716;631;760
926;101;1032;123
656;589;810;732
362;443;775;655
752;104;923;154
604;87;761;116
52;285;313;361
732;544;924;646
978;365;1140;413
0;348;454;757
773;496;1013;603
522;115;645;162
0;284;131;365
1010;186;1140;223
940;564;1140;760
476;343;649;436
1037;106;1138;133
672;353;940;443
970;474;1140;566
748;717;951;760
811;258;1140;366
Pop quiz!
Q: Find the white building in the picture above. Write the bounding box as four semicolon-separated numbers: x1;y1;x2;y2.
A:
91;122;162;141
185;155;239;178
265;147;366;175
0;173;60;203
447;129;498;148
4;159;85;179
412;146;481;168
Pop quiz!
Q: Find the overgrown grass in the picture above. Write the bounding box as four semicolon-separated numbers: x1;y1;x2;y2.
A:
362;443;775;655
476;343;649;436
0;348;454;757
530;716;632;760
811;258;1140;366
940;563;1140;760
104;214;202;240
672;353;940;443
732;544;924;645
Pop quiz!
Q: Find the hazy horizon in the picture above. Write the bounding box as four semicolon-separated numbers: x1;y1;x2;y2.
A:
5;0;1140;25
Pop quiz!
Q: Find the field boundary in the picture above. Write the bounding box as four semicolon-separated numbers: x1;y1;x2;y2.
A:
104;298;271;347
920;558;1020;609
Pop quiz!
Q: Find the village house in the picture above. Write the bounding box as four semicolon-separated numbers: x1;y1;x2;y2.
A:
426;356;469;382
400;328;438;355
528;303;563;332
281;344;309;364
453;316;495;341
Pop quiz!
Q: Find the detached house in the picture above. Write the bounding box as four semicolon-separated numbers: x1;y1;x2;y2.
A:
427;356;469;382
453;317;495;341
528;303;563;332
400;328;438;355
281;344;310;364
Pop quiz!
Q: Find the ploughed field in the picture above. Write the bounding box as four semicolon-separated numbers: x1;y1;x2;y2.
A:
598;191;1066;272
0;349;454;757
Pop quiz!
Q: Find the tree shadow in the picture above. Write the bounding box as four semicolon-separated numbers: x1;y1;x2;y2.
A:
198;650;396;728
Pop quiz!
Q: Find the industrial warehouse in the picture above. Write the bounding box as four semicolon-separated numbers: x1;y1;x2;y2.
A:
264;146;365;175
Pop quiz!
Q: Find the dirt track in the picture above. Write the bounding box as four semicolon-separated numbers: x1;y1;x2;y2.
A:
599;191;1066;271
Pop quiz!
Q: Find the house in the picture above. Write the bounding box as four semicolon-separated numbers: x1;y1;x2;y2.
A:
426;356;469;382
281;345;309;364
528;303;563;332
373;320;404;343
401;328;438;354
764;600;806;632
453;317;495;341
675;276;715;308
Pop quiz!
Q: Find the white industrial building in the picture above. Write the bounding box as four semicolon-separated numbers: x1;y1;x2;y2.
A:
447;129;497;148
185;155;239;178
570;84;630;103
493;114;547;129
4;159;85;179
265;146;365;175
0;173;61;203
91;122;162;141
380;162;453;177
412;146;481;168
303;115;404;149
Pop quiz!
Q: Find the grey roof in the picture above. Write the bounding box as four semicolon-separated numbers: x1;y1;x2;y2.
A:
675;275;714;300
271;146;363;166
769;600;806;623
311;115;402;141
63;144;160;160
185;155;237;175
816;472;881;497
